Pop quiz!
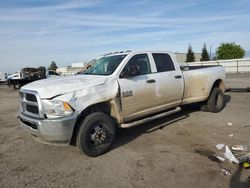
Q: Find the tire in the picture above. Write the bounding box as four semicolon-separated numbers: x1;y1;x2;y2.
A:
14;82;21;89
13;82;18;89
77;112;116;157
206;87;225;113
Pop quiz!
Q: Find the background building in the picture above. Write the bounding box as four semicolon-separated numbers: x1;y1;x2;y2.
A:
56;60;95;76
175;53;202;63
56;63;86;76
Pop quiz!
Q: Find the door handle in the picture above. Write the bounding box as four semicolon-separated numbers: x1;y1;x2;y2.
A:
146;79;156;83
175;75;182;79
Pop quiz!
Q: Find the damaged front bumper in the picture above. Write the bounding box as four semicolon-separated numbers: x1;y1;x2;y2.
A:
19;113;78;144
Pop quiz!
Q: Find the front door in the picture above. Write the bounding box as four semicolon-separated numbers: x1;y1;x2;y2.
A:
118;53;157;121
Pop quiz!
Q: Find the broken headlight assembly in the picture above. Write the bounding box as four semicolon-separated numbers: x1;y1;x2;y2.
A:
41;100;74;118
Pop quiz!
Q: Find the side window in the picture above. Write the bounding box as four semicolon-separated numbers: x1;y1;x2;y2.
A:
121;54;151;77
152;53;175;72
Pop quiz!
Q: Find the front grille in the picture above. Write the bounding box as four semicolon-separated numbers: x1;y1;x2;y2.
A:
26;104;39;114
26;93;37;102
20;91;41;118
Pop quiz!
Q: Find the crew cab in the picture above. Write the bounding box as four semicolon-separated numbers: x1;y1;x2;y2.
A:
19;51;226;156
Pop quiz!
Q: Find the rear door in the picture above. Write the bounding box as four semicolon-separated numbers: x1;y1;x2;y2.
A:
117;53;158;120
150;53;184;108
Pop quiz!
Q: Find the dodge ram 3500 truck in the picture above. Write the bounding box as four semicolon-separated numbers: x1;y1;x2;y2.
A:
19;51;226;156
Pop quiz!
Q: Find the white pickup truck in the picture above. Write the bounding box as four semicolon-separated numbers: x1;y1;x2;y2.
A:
19;51;226;156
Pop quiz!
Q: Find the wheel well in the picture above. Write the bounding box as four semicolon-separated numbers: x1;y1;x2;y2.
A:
212;79;225;92
204;79;224;102
70;101;113;145
208;79;225;99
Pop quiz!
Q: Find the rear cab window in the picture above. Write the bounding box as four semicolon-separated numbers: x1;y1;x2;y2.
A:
152;53;175;72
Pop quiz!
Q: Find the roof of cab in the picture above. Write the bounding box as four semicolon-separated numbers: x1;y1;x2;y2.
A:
101;50;174;57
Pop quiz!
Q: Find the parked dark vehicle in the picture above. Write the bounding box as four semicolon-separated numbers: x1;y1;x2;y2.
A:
9;67;60;89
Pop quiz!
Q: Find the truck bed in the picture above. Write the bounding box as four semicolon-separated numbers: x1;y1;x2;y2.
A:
181;65;225;105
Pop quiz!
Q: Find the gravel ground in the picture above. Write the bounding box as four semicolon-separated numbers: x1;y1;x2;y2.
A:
0;73;250;188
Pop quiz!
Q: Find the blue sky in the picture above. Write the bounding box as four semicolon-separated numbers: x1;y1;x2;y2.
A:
0;0;250;73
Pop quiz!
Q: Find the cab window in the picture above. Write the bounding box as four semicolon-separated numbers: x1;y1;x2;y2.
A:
152;53;175;72
120;54;151;78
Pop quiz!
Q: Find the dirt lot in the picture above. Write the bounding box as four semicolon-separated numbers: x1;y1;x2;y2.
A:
0;74;250;188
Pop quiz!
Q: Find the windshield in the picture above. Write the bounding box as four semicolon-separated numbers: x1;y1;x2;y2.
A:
81;54;127;75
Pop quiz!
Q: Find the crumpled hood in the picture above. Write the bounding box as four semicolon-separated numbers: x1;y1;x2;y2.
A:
21;75;107;99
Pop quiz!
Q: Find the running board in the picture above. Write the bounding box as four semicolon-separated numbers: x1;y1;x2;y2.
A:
120;107;181;128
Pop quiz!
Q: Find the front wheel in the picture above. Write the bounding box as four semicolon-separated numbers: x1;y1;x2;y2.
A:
13;82;21;89
77;112;116;157
206;87;225;113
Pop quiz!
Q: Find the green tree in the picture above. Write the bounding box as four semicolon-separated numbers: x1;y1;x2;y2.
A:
48;61;58;71
186;45;195;62
216;42;245;60
200;43;210;61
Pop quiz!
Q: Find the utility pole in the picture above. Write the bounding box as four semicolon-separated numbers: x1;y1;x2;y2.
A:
209;45;213;60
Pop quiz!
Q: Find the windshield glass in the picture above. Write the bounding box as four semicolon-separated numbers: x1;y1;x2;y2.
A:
81;54;127;75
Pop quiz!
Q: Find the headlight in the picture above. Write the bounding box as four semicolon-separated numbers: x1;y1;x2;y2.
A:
42;100;74;118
